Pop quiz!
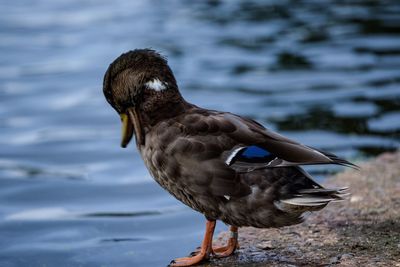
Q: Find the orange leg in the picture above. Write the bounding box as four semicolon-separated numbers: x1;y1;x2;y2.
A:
169;220;216;267
189;225;239;258
212;226;239;257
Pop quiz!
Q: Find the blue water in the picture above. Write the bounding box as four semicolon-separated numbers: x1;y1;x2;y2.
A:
0;0;399;266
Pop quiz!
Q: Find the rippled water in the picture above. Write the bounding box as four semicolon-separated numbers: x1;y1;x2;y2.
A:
0;0;399;266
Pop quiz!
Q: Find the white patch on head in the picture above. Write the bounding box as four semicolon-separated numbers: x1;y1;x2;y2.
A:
225;146;244;165
145;79;167;91
223;195;231;201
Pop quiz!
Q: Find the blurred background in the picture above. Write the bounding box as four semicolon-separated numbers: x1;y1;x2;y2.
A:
0;0;399;266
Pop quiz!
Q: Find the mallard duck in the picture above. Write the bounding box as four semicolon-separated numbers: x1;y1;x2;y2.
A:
102;49;355;267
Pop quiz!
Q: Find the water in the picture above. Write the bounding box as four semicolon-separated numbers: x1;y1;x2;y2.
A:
0;0;399;266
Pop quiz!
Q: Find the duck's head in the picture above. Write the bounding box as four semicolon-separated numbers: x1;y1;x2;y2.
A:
103;49;183;148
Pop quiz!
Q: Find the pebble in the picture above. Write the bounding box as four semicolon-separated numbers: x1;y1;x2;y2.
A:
256;240;275;250
350;195;362;202
328;255;341;264
340;253;354;260
286;246;299;253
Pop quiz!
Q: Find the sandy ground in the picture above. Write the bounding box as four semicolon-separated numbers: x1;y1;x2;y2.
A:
199;151;400;267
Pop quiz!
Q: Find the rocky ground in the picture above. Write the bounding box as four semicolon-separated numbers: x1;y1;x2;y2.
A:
200;152;400;267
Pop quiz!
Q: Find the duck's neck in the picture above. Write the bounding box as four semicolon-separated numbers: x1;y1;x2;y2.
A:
139;89;192;128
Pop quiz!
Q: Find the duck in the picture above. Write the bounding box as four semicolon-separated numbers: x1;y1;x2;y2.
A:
102;49;355;267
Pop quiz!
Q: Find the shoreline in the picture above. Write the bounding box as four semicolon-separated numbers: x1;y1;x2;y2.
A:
201;151;400;266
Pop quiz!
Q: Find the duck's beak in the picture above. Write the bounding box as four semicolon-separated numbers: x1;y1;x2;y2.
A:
120;107;144;148
120;113;133;148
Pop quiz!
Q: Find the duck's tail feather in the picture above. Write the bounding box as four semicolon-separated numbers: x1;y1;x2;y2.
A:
274;187;349;213
315;148;360;170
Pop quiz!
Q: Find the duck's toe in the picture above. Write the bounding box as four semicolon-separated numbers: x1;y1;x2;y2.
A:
212;242;239;258
212;225;239;258
188;246;201;257
168;252;210;267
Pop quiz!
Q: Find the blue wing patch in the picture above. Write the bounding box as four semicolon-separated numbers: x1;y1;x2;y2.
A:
226;145;276;165
241;145;272;158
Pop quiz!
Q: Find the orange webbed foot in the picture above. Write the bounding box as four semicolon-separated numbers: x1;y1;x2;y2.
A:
188;226;239;259
169;252;210;267
168;222;239;265
212;226;239;258
169;220;216;266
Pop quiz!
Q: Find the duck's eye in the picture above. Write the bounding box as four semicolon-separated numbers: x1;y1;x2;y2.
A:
145;78;167;91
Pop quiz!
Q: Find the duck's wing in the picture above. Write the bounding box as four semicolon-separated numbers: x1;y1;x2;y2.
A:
164;110;355;199
220;113;358;173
